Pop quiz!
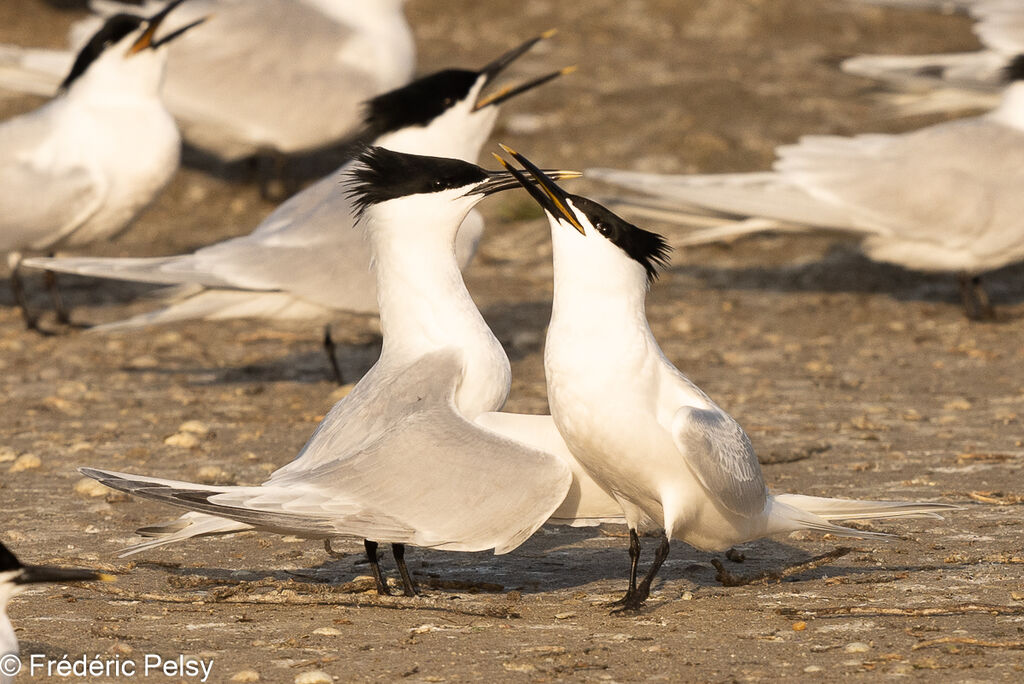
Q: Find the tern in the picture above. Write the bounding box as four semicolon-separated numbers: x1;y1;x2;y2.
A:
80;148;622;597
1;541;112;675
498;147;959;612
25;33;571;380
587;64;1024;320
0;0;202;330
842;0;1023;117
0;0;415;164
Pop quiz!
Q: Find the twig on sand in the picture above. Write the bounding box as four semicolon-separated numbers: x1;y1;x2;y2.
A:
913;636;1024;650
779;604;1024;618
712;547;852;587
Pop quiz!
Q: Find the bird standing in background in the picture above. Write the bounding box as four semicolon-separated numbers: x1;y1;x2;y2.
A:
27;33;572;381
0;0;415;167
842;0;1024;117
1;540;112;682
0;0;202;330
587;63;1024;320
499;147;958;612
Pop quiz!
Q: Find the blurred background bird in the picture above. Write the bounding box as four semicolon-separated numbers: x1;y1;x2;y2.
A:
842;0;1024;117
0;0;415;191
588;57;1024;320
25;34;572;381
0;0;201;331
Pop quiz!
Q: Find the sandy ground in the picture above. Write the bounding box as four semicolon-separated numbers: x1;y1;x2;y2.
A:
1;0;1023;681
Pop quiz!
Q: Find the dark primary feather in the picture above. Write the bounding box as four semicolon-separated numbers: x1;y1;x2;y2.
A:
60;14;145;90
347;147;488;218
362;69;479;138
571;195;672;282
0;542;22;571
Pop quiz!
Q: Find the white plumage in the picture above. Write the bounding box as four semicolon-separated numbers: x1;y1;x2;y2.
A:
501;148;959;610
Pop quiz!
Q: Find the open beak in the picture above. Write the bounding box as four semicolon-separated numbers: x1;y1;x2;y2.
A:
493;145;587;234
128;0;203;55
473;167;583;197
475;65;577;110
16;565;115;585
474;29;573;110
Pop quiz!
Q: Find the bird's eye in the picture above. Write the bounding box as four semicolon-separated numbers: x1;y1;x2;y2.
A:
595;221;612;236
443;97;454;107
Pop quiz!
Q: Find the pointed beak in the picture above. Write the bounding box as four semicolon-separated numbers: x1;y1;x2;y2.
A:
473;167;582;197
474;65;577;111
494;145;587;234
128;0;200;55
474;29;569;110
16;565;115;585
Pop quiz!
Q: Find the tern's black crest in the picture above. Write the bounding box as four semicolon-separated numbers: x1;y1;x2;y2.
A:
571;195;671;282
1004;54;1024;83
363;69;480;137
0;542;22;571
59;13;145;90
347;147;488;218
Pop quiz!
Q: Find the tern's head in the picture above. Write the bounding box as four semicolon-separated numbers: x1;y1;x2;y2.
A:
364;30;573;161
0;541;113;610
496;146;671;291
59;0;205;96
346;146;580;246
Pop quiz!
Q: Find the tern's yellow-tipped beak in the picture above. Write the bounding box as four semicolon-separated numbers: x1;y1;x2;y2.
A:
474;64;577;111
498;144;587;234
128;0;192;55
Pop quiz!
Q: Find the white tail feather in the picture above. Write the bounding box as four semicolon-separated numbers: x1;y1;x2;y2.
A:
774;493;958;521
91;290;329;331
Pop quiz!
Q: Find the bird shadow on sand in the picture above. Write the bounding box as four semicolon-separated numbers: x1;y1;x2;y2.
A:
672;243;1024;316
116;524;955;604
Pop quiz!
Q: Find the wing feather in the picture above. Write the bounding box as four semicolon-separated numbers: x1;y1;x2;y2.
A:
671;407;766;518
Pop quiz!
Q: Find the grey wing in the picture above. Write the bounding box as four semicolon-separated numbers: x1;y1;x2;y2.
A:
777;122;1024;247
671;406;766;518
270;350;574;554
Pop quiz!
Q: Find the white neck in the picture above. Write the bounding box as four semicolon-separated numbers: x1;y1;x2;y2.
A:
547;219;653;345
365;196;510;415
987;81;1024;131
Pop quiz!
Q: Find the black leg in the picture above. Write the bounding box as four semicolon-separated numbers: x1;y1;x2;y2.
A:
632;534;671;604
607;528;642;608
257;149;293;202
9;256;41;331
959;273;995;321
391;543;417;597
323;324;344;385
364;539;391;595
44;266;71;326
